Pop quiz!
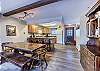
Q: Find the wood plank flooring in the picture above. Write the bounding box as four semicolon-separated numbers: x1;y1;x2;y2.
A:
0;44;84;71
45;44;84;71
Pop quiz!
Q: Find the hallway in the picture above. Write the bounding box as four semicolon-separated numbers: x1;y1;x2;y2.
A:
45;44;84;71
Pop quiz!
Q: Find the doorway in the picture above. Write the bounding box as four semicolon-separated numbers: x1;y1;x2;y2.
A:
65;27;75;44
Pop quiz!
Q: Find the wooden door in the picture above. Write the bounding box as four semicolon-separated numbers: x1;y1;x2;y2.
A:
65;27;74;44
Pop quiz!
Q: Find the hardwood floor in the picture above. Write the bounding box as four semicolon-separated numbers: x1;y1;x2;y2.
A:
0;44;84;71
45;44;84;71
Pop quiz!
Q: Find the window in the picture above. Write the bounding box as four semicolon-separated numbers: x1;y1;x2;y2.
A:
67;29;73;36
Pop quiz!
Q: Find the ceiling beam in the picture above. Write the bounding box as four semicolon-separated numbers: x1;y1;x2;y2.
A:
3;0;62;16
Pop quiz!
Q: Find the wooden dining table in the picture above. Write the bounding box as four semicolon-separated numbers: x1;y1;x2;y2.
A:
3;42;46;53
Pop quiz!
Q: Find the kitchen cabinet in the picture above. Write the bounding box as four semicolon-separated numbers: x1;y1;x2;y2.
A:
80;45;100;71
28;25;51;34
31;25;37;33
28;25;32;33
43;28;51;33
28;25;37;33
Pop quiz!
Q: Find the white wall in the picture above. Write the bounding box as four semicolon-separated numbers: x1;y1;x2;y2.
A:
76;15;89;50
0;1;1;12
80;15;89;45
0;17;28;43
56;22;64;44
76;29;80;51
0;22;1;42
0;22;1;51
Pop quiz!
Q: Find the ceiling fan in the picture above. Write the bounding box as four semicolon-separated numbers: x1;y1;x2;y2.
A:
19;12;34;20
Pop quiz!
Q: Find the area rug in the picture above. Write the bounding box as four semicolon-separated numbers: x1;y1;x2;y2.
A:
0;62;21;71
0;62;42;71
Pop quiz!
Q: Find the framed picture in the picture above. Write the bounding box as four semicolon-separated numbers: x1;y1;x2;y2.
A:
6;25;16;36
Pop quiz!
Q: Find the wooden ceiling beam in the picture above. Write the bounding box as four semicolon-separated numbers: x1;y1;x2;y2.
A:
3;0;62;16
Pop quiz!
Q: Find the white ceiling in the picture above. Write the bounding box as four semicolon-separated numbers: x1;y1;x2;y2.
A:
1;0;40;13
0;0;98;24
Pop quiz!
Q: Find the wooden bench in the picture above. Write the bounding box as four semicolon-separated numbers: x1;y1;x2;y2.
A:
0;42;48;71
0;52;39;71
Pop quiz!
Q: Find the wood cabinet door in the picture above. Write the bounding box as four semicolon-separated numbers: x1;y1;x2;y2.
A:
28;25;32;33
96;57;100;71
43;28;46;33
43;28;50;33
80;47;95;71
32;26;35;33
28;25;38;33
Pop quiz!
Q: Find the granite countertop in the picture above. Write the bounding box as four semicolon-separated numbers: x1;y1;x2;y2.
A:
33;37;56;39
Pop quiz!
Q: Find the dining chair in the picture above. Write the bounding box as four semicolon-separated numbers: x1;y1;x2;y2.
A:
34;47;48;71
1;42;14;52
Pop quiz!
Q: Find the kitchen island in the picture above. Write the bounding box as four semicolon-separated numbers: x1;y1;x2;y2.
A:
27;36;56;51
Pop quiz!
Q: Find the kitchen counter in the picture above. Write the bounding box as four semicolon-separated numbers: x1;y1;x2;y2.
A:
27;37;56;51
27;36;57;44
34;36;56;39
